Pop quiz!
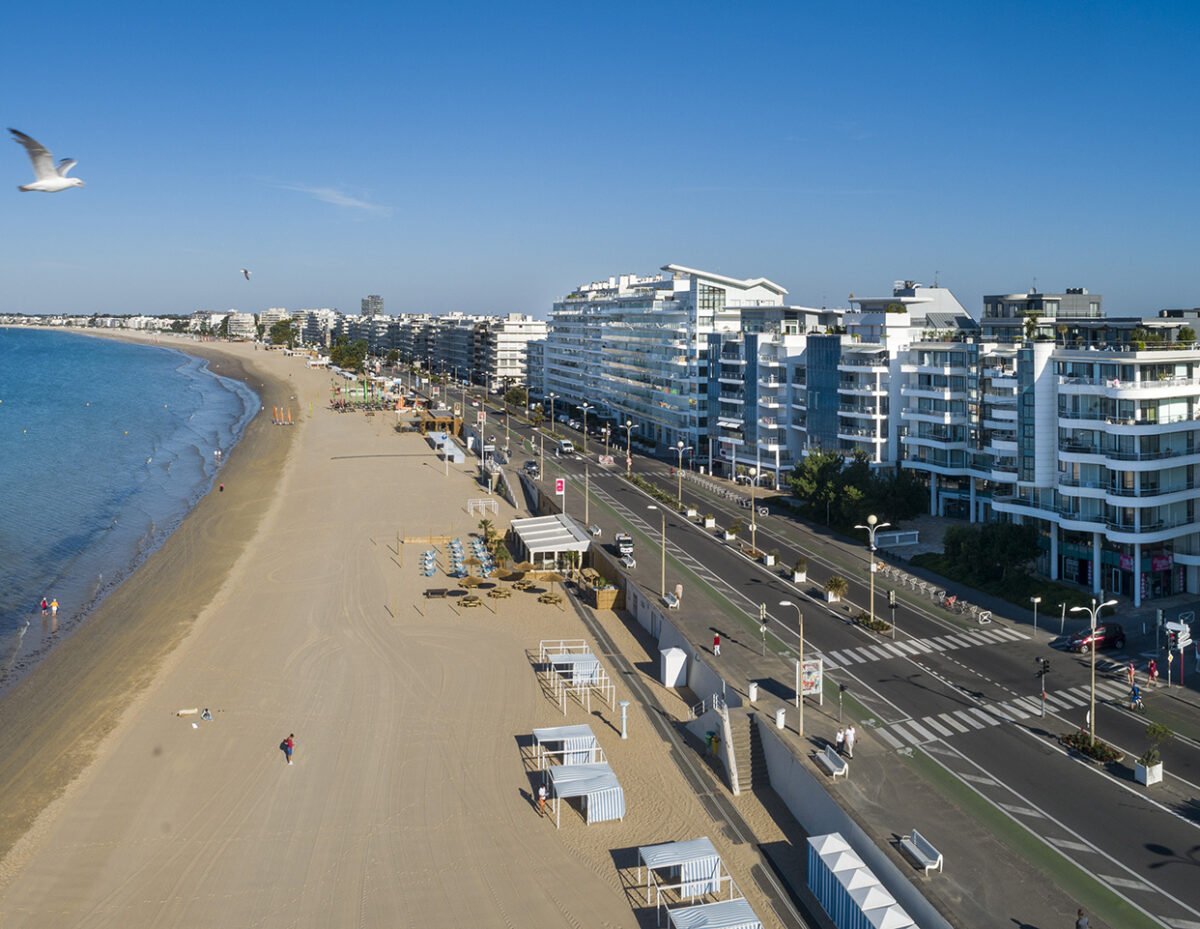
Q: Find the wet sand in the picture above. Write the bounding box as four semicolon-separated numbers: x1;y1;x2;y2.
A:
0;339;788;928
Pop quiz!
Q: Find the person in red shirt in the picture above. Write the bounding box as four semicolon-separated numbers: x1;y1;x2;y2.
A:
713;633;721;656
284;733;295;764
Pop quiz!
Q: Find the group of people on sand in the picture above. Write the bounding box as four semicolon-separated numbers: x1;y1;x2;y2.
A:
39;596;58;617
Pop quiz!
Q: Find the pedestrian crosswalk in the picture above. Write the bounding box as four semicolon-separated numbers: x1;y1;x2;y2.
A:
821;626;1030;669
873;677;1137;749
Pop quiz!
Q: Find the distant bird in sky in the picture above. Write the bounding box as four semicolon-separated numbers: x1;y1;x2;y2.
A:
240;268;251;280
9;129;84;192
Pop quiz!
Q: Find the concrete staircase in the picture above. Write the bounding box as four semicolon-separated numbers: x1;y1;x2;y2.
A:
728;709;770;793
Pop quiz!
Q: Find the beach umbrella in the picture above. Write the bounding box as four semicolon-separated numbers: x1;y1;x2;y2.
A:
459;575;483;588
511;561;536;573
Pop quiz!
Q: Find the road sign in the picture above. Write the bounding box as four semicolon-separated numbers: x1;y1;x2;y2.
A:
477;411;485;424
555;478;565;495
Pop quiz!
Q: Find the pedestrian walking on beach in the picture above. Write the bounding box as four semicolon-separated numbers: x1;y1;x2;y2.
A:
835;728;845;755
40;597;48;616
713;633;720;657
1075;907;1089;929
283;733;295;764
1148;658;1158;688
50;598;58;616
844;724;856;759
537;784;547;817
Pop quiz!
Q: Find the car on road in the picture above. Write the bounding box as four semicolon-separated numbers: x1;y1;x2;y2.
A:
588;524;602;537
1066;622;1126;653
619;553;636;570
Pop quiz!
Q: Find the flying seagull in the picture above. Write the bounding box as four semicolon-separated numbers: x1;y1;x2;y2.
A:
9;129;84;192
240;269;251;280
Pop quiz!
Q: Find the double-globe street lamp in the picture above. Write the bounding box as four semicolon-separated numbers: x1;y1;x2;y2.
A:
548;392;558;436
676;440;693;508
778;600;805;736
1070;597;1117;743
624;419;634;476
853;514;891;627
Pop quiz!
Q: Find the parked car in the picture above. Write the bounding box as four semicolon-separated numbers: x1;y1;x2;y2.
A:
1067;622;1126;653
619;553;636;570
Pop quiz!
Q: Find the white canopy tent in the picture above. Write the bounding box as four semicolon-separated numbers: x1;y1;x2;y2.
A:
638;837;739;923
532;724;604;771
508;514;591;568
538;639;616;714
665;897;762;929
547;762;625;828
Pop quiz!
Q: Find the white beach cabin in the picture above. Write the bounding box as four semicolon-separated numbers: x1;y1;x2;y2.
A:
532;724;604;771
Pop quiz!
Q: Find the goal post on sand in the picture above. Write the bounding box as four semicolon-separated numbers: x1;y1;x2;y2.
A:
468;498;499;517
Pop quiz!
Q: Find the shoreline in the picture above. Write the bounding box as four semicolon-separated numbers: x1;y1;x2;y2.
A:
0;335;295;870
0;331;260;698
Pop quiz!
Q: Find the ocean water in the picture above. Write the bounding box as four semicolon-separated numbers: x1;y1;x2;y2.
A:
0;328;259;689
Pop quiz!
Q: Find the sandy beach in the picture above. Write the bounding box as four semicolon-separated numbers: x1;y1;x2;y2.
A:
0;338;789;928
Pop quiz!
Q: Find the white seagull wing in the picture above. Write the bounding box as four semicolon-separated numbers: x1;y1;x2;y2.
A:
56;158;77;177
9;129;57;180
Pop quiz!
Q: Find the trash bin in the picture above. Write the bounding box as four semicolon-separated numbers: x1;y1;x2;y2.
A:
774;707;786;730
748;681;759;702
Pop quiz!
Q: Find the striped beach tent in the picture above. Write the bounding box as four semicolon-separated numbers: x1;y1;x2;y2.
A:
665;897;762;929
638;837;724;901
547;762;624;827
532;724;602;768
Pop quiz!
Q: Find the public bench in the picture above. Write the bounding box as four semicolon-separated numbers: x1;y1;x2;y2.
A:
425;588;448;599
662;592;680;609
899;828;943;875
815;744;848;779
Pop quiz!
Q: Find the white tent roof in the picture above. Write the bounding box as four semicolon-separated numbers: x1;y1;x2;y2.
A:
834;866;881;892
547;763;620;799
532;724;595;745
638;837;719;871
825;849;865;873
864;904;915;929
509;514;591;557
666;897;762;929
808;833;850;856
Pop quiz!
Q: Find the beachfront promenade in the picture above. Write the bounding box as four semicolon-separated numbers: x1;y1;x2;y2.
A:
0;340;786;928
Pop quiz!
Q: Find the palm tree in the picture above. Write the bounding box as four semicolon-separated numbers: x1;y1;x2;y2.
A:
477;518;499;553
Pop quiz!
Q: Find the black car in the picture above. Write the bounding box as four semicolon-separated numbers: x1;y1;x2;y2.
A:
1067;622;1126;653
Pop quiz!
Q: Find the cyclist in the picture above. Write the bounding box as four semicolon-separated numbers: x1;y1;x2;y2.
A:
1129;683;1144;711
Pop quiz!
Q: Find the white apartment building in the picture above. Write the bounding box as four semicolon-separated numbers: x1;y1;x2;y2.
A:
226;312;257;339
542;264;788;458
476;314;547;391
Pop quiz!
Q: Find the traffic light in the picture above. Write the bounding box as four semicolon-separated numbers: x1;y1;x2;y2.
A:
1167;630;1179;650
887;589;897;609
760;603;768;624
1041;658;1051;675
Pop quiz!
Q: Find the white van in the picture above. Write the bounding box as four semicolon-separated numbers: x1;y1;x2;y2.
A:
557;439;575;455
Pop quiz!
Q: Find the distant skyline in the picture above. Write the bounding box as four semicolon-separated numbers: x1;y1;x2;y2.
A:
3;1;1198;320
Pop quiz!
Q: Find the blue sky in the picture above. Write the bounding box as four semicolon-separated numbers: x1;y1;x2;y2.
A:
3;1;1198;319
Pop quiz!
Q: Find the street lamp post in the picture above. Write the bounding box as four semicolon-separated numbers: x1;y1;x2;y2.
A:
603;426;611;459
624;420;634;476
1070;597;1117;744
676;441;693;508
749;467;758;554
1030;596;1041;635
779;600;804;736
853;514;892;626
548;393;558;435
647;505;666;599
580;403;592;454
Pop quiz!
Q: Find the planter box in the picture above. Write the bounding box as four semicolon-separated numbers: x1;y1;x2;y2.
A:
826;591;841;603
792;571;807;584
703;517;716;529
763;554;776;567
686;507;698;518
723;531;738;541
1135;761;1163;786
